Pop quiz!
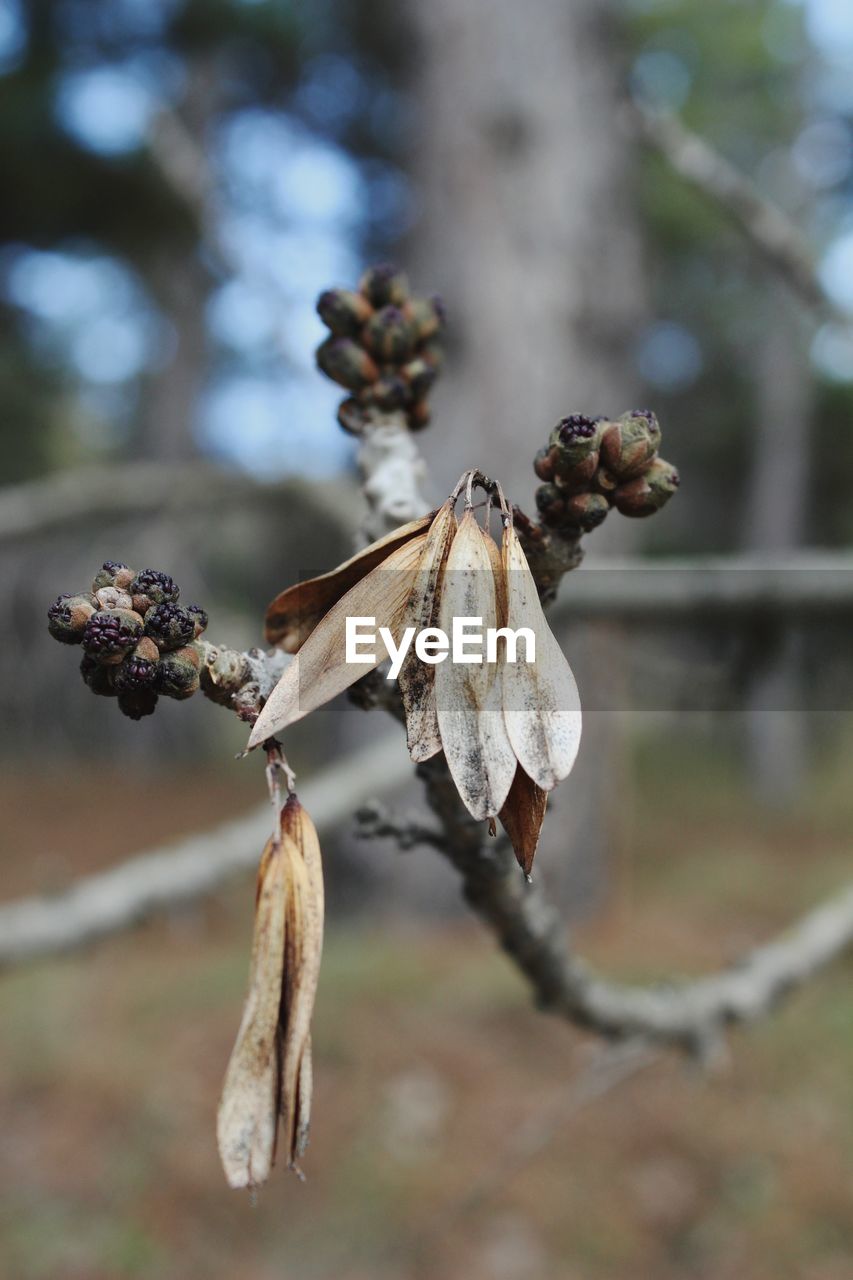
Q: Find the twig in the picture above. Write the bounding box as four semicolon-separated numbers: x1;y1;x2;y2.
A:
627;102;849;326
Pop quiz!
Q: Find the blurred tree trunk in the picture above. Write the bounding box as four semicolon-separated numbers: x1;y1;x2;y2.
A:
744;291;813;807
406;0;647;913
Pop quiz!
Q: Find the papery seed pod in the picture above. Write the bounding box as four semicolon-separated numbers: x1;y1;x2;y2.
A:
92;561;133;592
316;337;379;391
316;287;372;336
118;687;159;720
599;408;661;480
404;295;444;343
95;585;133;612
47;593;97;645
535;483;568;526
563;491;610;532
144;602;196;652
548;414;602;466
400;357;436;402
533;446;556;482
82;609;143;664
408;399;431;431
363;306;414;364
156;646;201;699
80;654;118;696
614;457;680;517
372;373;410;411
185;604;208;638
336;397;368;436
129;569;179;611
359;262;409;308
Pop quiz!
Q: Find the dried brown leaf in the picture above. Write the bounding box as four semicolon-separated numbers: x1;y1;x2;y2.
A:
265;513;435;650
248;531;430;749
435;511;516;820
499;764;548;876
501;523;582;791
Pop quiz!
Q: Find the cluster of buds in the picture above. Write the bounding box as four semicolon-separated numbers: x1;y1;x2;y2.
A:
533;410;679;532
47;562;208;719
315;263;445;434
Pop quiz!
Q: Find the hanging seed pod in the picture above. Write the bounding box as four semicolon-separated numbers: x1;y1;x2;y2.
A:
316;337;379;391
47;593;97;645
156;646;201;699
599;409;661;480
144;602;196;652
337;397;369;436
403;295;444;343
80;654;118;696
614;457;680;517
563;492;610;532
359;263;409;308
363;306;415;364
82;609;143;664
92;561;134;592
316;287;372;336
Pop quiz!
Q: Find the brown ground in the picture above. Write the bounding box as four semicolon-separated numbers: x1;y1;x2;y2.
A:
1;735;851;1280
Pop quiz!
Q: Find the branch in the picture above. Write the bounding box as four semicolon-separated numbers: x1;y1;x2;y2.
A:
627;102;848;326
0;732;410;969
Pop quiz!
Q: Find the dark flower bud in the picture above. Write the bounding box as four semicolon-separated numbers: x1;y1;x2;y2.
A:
185;604;208;639
400;357;437;402
92;561;134;592
118;688;159;720
548;415;602;466
82;609;143;664
337;397;368;436
359;263;409;308
80;654;117;697
129;569;179;611
372;374;411;411
316;337;379;391
403;296;444;343
408;399;431;432
48;593;97;645
533;446;556;482
155;646;201;699
363;306;415;364
614;457;679;517
600;409;661;480
144;602;196;652
552;453;598;493
114;650;158;692
563;492;610;532
316;287;373;336
535;483;568;526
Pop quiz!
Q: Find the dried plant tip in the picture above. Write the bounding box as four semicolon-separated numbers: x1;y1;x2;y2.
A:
363;306;415;364
316;337;379;391
359;262;409;308
316;287;373;336
265;512;434;651
499;766;548;875
47;593;96;645
614;457;680;517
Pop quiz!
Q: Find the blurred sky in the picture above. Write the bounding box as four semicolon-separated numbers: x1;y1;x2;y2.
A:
1;0;853;476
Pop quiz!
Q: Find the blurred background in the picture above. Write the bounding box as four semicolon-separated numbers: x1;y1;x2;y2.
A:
2;1;853;1277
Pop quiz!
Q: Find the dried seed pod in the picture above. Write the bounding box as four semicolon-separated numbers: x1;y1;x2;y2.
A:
80;654;118;696
403;295;444;343
400;357;437;402
614;457;680;517
316;287;372;336
185;604;208;638
562;492;610;532
82;609;143;664
316;337;379;391
95;586;133;612
359;263;409;308
337;397;368;436
548;414;602;466
144;602;196;652
599;409;661;480
47;593;96;645
117;687;159;720
155;646;201;699
92;561;133;592
363;306;415;364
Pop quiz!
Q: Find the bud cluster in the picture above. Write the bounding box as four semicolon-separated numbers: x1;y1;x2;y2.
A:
533;409;679;531
315;263;445;435
47;562;208;719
